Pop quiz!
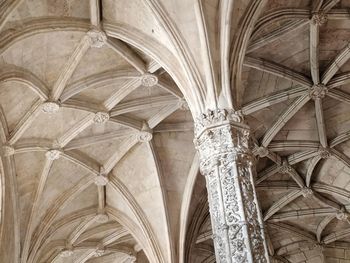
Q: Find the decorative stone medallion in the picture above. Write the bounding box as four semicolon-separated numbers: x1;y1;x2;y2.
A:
2;145;14;156
177;98;189;111
141;73;158;87
87;29;107;48
94;174;109;186
94;248;105;257
256;146;269;158
311;12;328;26
137;122;153;142
301;187;313;198
95;213;109;223
42;101;60;114
318;147;330;159
93;112;110;124
309;84;327;100
279;160;292;174
125;255;137;262
60;249;74;257
336;209;349;221
45;149;61;160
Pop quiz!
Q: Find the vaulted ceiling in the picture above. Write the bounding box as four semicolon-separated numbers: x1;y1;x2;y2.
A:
2;1;350;263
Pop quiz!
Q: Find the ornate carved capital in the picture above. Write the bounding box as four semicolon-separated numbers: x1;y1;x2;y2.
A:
194;109;245;136
309;84;328;100
194;109;251;172
93;112;110;124
311;12;328;26
42;101;60;114
87;29;107;48
141;73;158;87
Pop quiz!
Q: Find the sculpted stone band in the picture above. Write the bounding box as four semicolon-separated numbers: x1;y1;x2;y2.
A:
194;109;269;263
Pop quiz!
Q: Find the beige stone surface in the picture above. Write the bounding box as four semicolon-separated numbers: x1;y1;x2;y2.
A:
2;0;350;262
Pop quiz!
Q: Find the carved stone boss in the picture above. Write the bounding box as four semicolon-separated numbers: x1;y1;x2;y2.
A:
194;109;269;263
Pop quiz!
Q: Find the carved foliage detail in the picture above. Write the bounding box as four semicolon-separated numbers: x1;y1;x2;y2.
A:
195;109;268;262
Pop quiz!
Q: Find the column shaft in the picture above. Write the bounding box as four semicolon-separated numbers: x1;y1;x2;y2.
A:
194;109;269;263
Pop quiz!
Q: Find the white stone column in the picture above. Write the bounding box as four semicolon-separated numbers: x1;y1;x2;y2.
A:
194;109;269;263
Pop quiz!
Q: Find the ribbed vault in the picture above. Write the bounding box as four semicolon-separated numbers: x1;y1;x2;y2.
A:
3;0;350;263
0;1;196;263
184;0;350;262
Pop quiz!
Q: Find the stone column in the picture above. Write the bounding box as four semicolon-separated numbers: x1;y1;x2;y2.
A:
194;109;269;263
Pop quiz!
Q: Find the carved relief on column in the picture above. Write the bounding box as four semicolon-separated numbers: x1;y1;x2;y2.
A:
194;109;269;263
